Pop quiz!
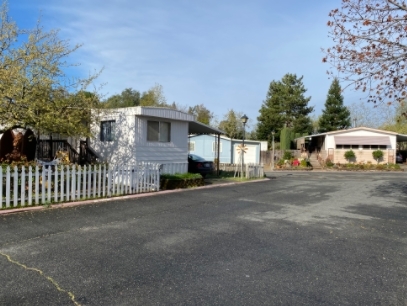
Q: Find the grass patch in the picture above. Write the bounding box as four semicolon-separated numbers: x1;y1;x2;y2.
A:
160;173;202;180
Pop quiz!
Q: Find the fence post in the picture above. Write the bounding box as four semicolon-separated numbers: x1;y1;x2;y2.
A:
97;164;102;198
77;165;82;199
60;166;65;203
82;165;86;199
71;166;76;201
102;164;107;197
35;166;39;205
21;166;26;207
93;165;97;198
47;167;52;204
0;167;3;208
5;166;10;208
65;166;70;202
13;166;18;207
54;166;59;203
87;165;92;199
107;165;112;197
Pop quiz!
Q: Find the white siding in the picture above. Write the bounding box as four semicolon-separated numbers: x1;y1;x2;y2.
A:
135;118;188;164
90;107;192;171
233;144;257;164
91;110;137;165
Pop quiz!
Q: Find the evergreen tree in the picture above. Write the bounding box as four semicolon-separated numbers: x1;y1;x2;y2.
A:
257;73;314;141
318;78;351;133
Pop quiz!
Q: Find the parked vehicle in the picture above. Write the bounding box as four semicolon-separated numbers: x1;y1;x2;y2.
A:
188;154;214;177
396;153;403;163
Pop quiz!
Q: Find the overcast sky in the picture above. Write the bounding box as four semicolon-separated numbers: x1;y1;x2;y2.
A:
9;0;373;130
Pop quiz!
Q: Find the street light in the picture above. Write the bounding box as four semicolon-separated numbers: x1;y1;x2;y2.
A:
271;130;275;171
240;114;248;178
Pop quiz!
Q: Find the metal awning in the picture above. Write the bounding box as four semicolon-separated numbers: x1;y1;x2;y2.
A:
188;121;224;135
334;136;391;145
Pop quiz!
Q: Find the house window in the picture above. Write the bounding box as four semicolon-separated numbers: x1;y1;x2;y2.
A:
147;121;171;142
189;141;195;152
100;120;115;142
212;142;223;152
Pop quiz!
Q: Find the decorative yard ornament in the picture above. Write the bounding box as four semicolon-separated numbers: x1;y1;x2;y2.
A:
236;144;248;154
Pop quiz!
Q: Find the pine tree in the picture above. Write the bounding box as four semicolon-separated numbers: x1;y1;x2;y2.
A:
318;78;351;133
257;73;314;141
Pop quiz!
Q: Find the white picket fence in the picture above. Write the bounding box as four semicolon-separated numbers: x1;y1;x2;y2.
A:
0;163;161;209
219;163;264;179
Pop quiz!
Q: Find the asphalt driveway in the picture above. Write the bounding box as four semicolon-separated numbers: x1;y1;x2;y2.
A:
0;171;406;305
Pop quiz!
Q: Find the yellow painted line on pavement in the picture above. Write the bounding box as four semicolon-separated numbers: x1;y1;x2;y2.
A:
0;252;81;306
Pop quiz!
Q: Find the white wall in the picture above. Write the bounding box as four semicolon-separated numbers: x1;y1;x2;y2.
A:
90;109;137;165
134;116;189;164
90;107;190;169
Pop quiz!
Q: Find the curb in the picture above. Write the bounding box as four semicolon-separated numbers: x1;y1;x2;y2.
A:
0;178;269;216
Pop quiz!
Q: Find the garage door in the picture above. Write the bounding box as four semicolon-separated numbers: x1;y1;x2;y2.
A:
233;144;257;164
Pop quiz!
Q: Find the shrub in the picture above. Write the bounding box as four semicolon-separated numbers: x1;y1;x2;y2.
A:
325;158;334;167
372;150;383;164
344;150;356;162
300;159;308;167
375;164;385;170
283;151;293;160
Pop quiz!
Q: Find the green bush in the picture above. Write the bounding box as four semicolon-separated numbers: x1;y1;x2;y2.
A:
300;159;308;167
372;150;383;164
283;151;293;160
325;158;334;167
344;150;356;162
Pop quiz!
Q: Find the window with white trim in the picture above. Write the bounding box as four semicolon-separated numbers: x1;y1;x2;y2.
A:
100;120;115;142
212;141;222;152
147;121;171;142
188;141;195;152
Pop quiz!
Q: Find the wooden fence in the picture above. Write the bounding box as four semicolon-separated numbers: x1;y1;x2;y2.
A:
0;163;161;209
219;163;264;179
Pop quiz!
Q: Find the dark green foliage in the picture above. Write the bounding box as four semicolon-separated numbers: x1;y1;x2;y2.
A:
318;78;351;132
257;73;314;141
372;150;383;163
325;158;334;167
160;173;204;190
218;109;244;139
103;88;141;108
283;151;293;160
344;150;356;162
280;128;289;150
188;104;213;125
161;173;202;180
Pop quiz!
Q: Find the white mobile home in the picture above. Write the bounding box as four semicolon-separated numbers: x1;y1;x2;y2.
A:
90;107;223;173
295;127;407;164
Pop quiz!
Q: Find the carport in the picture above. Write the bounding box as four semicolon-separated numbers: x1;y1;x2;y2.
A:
188;120;224;175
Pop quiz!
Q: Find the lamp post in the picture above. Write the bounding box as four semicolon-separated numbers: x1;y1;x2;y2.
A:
240;114;248;178
308;136;312;158
271;130;275;171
